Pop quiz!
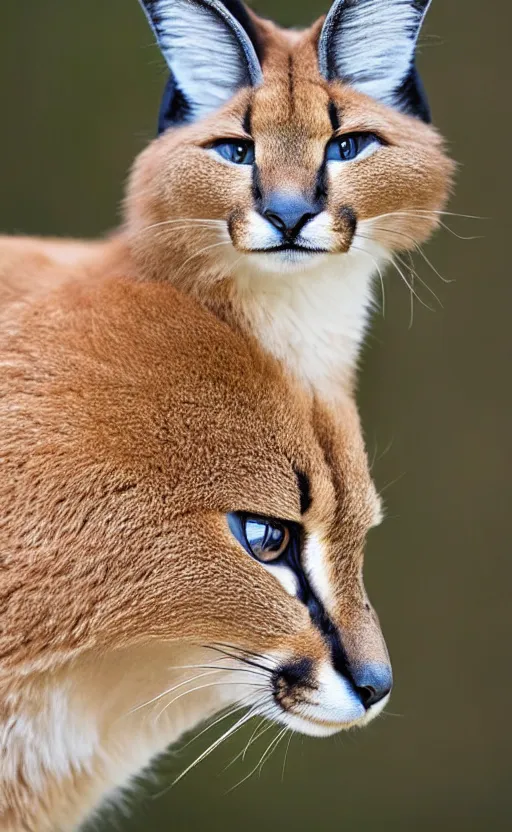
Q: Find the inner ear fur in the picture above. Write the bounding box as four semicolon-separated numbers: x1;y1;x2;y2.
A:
138;0;263;131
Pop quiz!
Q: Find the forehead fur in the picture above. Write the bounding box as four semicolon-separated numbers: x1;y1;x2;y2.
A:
126;12;453;285
1;270;375;668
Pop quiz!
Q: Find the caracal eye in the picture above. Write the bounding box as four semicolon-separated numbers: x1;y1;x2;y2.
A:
209;140;255;165
228;513;292;563
326;132;383;162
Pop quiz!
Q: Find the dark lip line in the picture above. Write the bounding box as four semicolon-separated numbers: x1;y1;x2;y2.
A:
246;245;331;254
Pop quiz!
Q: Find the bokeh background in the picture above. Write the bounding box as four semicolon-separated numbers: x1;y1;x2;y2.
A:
1;1;510;830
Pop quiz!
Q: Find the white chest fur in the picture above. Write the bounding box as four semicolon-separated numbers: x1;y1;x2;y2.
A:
232;246;384;397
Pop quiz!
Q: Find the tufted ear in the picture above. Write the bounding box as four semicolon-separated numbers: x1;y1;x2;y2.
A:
138;1;263;131
318;0;432;122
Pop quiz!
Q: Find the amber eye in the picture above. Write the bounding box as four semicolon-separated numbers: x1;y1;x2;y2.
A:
228;513;292;563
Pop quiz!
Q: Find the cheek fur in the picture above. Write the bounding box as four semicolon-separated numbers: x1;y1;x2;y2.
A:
328;144;453;251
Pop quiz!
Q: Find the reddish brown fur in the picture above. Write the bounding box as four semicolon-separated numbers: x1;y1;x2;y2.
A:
126;16;453;307
1;256;383;829
0;4;454;828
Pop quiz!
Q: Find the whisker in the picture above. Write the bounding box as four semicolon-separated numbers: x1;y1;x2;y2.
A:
390;255;434;320
180;694;263;755
349;244;386;316
160;697;269;792
369;208;487;221
394;252;443;308
223;716;273;772
205;644;275;675
137;218;225;234
128;670;225;715
226;717;285;792
281;730;293;783
175;241;232;281
156;680;268;723
379;212;483;241
257;726;288;777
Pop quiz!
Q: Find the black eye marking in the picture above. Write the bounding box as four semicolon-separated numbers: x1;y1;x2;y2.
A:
295;469;312;515
227;511;354;687
329;100;341;132
252;162;263;204
243;102;252;136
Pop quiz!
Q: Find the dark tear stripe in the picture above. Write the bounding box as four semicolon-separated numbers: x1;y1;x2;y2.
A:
295;468;312;515
328;100;341;132
243;101;252;136
288;53;295;116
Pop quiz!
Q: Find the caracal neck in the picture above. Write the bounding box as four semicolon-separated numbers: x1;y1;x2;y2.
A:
228;247;385;398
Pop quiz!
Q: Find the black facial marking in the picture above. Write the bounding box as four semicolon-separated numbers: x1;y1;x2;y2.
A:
295;469;312;515
274;658;314;689
328;100;341;132
340;205;357;237
278;530;357;693
288;54;295;114
315;158;328;203
252;163;263;205
242;102;253;136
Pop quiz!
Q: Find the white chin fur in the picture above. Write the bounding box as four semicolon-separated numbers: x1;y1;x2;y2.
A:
255;660;389;738
246;250;330;274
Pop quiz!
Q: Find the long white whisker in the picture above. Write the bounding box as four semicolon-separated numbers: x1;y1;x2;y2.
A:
281;730;293;782
257;726;288;777
223;716;272;772
373;212;482;241
155;680;267;723
164;699;268;790
369;208;486;221
128;670;225;715
226;716;285;792
179;694;265;754
137;218;225;233
176;240;232;281
350;244;386;317
391;255;434;316
395;252;443;308
412;243;454;284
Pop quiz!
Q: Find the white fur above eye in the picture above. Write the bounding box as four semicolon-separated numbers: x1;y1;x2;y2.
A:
319;0;431;109
139;0;262;119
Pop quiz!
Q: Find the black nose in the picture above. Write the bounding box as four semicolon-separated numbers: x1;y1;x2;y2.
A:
262;193;321;240
351;663;393;710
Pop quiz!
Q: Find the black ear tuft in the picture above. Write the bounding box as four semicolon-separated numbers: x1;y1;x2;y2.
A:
138;1;263;131
318;0;432;122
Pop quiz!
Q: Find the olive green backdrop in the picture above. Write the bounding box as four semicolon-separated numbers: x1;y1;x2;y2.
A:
1;2;510;830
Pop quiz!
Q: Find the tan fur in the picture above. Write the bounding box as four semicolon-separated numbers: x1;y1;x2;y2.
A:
1;254;387;829
125;13;454;392
0;4;454;828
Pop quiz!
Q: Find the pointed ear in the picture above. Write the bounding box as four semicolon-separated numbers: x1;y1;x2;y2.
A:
139;0;263;127
318;0;432;122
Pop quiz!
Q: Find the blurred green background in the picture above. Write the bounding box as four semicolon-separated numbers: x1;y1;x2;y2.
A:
1;1;510;830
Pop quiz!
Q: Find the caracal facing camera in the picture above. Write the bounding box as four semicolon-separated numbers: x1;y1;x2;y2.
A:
130;0;454;395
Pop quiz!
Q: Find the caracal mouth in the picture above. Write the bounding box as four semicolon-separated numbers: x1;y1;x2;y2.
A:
243;247;332;274
272;691;391;738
